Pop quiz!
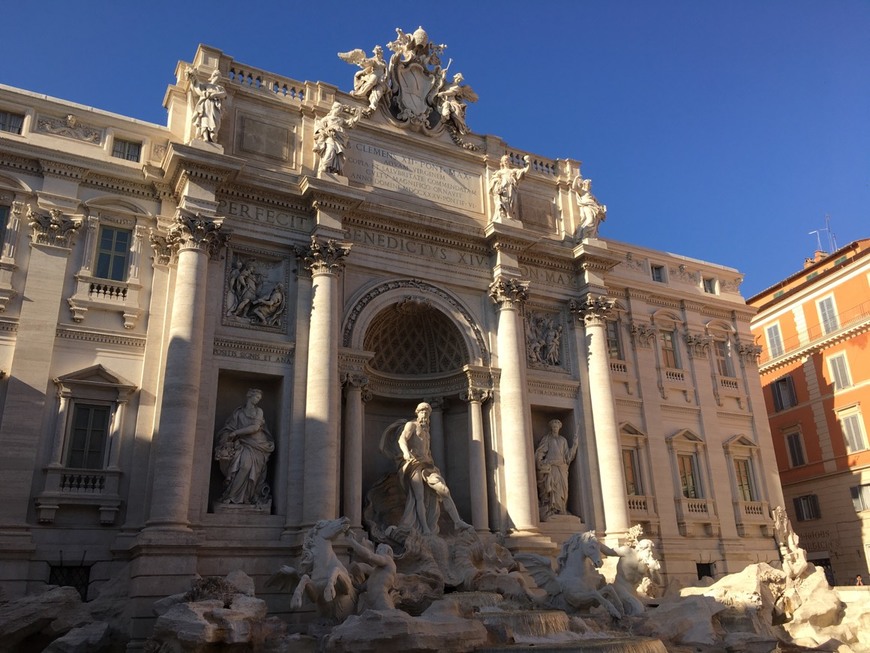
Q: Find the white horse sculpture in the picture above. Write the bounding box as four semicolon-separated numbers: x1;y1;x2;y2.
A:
517;531;623;619
267;517;357;622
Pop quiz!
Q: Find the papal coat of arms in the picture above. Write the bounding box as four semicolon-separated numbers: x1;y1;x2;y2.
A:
339;26;478;148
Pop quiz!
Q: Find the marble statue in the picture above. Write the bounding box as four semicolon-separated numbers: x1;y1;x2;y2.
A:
213;388;274;506
772;505;809;580
534;419;579;520
313;102;362;175
388;402;472;536
227;261;259;318
489;155;530;220
347;536;397;611
572;173;607;240
435;73;477;135
517;531;624;619
267;517;357;622
609;527;662;615
186;68;226;143
338;46;388;115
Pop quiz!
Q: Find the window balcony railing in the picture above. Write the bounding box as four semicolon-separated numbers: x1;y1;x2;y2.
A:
610;361;628;374
734;499;770;536
675;496;718;537
35;466;122;524
627;494;656;517
665;369;685;383
68;274;142;329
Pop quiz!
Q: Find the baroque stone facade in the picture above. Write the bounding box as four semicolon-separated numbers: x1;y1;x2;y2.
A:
0;34;782;641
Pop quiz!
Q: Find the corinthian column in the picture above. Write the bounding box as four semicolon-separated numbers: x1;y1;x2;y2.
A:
571;294;629;535
489;277;537;531
461;382;491;531
146;211;228;530
301;237;351;524
341;371;369;528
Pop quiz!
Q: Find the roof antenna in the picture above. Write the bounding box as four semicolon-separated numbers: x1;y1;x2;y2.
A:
824;214;837;251
809;229;822;252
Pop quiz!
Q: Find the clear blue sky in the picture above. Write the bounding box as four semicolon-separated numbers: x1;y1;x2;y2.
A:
2;1;867;297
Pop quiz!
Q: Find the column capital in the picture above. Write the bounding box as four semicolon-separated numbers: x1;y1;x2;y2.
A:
737;341;763;364
461;387;491;403
301;236;352;275
166;210;229;260
149;230;176;266
488;276;529;309
629;322;656;348
569;294;615;326
342;371;369;389
28;206;82;250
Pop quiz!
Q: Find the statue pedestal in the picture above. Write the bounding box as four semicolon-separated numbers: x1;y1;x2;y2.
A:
212;501;272;515
538;514;585;549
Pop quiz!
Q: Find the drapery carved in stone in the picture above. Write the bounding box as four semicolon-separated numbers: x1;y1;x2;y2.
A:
569;294;615;327
301;236;352;275
224;254;286;328
488;277;529;309
28;207;82;248
166;211;228;260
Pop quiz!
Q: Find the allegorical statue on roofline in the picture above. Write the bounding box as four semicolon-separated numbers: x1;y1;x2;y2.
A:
338;26;479;148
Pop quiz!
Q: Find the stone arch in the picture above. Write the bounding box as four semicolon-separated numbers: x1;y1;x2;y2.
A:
342;278;489;367
0;173;33;195
83;195;154;219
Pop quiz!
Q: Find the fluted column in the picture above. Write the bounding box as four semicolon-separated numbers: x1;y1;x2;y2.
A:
342;371;369;528
489;277;537;531
302;237;351;524
461;385;491;531
146;211;228;530
571;294;629;535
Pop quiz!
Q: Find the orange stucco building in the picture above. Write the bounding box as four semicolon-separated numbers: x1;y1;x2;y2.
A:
749;239;870;584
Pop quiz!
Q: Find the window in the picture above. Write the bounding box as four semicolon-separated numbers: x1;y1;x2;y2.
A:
49;565;91;601
651;264;666;283
828;353;851;390
793;494;820;521
111;138;142;162
0;204;8;246
95;227;131;281
818;296;839;335
0;110;24;135
660;329;680;368
66;403;111;469
784;428;806;467
703;277;717;294
839;407;868;453
851;484;870;512
606;320;623;360
622;448;642;495
678;454;701;498
713;340;733;377
766;324;784;358
733;458;756;501
772;375;797;411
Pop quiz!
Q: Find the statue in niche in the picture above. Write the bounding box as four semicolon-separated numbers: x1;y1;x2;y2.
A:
382;402;472;536
338;46;388;115
535;419;579;520
435;73;477;135
572;173;607;241
313;102;362;175
213;388;275;507
526;313;563;367
489;155;530;220
187;68;226;144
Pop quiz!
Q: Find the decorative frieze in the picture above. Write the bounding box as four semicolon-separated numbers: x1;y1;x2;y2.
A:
212;337;294;364
35;114;102;145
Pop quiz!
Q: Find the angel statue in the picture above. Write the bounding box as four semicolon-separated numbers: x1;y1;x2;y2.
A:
435;73;477;134
572;172;607;241
313;102;362;175
338;46;388;115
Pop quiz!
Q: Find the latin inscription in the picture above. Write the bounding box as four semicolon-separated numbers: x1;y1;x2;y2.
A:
217;199;310;231
348;227;489;269
345;142;483;212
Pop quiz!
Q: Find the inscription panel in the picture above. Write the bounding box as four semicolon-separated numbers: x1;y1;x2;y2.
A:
238;115;295;162
345;141;483;212
217;198;311;232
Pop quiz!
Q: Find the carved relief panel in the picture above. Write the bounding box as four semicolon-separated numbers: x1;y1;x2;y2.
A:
223;249;290;331
525;309;565;370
